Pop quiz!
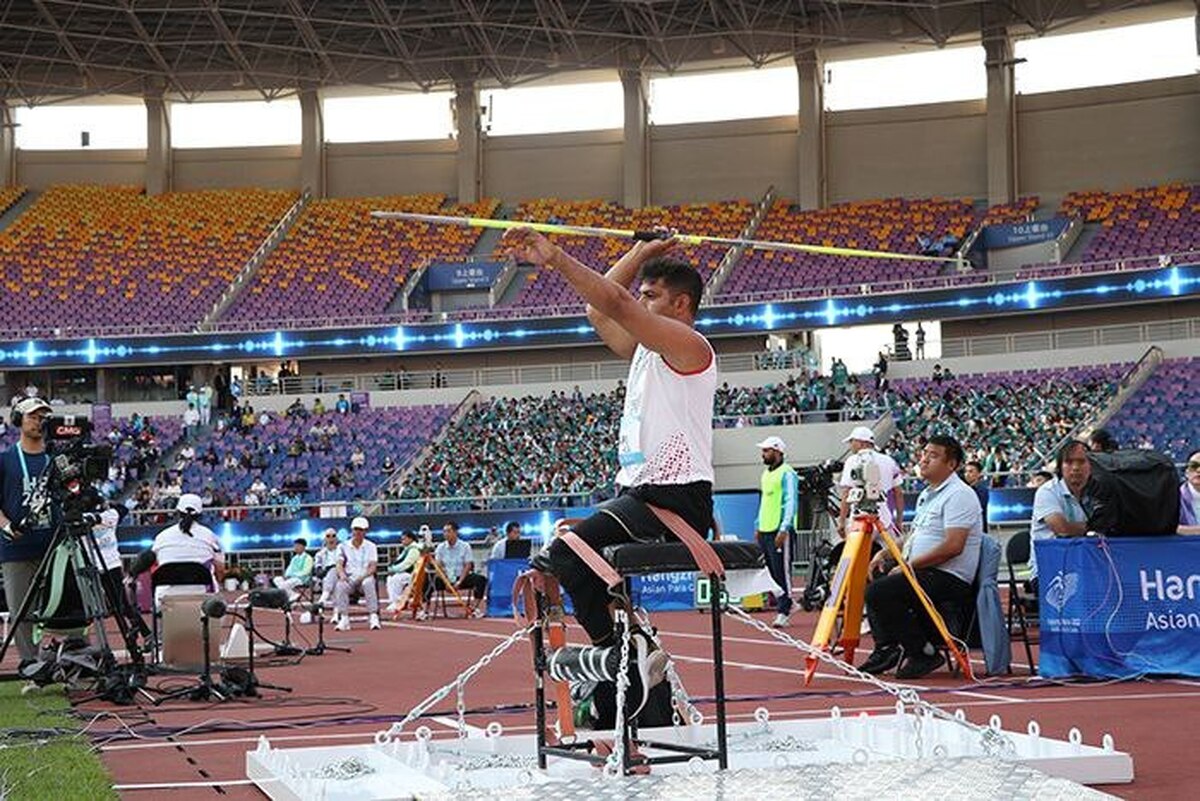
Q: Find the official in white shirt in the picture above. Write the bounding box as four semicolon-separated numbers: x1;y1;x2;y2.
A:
148;494;224;604
332;516;380;631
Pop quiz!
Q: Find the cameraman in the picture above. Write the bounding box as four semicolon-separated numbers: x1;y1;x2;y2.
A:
0;398;57;662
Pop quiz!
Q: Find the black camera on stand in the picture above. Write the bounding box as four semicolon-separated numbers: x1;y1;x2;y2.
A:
44;415;112;528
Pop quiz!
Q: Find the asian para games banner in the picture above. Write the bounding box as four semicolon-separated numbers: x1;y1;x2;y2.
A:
1035;536;1200;678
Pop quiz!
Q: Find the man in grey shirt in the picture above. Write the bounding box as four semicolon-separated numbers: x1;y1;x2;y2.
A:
859;434;983;680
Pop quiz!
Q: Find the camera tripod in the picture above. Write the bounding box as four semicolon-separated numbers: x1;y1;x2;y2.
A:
0;518;152;703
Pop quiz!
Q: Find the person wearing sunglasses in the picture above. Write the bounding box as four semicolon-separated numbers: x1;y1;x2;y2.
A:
1176;451;1200;534
1027;440;1092;595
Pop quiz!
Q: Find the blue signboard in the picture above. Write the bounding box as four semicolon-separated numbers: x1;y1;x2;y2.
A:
1036;536;1200;678
427;260;506;291
982;218;1071;250
902;486;1034;526
118;491;761;554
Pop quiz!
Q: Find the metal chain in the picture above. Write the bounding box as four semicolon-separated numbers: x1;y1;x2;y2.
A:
455;678;468;740
631;606;702;727
375;622;537;745
607;609;633;777
724;606;1014;758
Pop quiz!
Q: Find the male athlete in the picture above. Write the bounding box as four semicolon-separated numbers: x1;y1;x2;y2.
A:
504;228;716;715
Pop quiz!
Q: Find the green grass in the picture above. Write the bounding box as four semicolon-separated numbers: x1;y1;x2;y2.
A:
0;682;117;801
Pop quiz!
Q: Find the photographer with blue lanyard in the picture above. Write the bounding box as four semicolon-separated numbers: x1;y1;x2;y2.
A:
0;398;57;664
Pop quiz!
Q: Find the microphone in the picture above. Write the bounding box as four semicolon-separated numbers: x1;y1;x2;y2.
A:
201;596;227;619
248;588;290;610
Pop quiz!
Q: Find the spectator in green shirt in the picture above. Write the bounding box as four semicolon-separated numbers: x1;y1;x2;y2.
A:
273;538;314;601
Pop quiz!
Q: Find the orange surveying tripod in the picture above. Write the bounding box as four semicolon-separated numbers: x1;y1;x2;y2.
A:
391;552;470;619
804;512;974;683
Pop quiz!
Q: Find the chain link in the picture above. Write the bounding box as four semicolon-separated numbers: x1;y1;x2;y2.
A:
724;606;1014;758
375;622;537;745
606;609;633;777
455;678;468;740
631;606;701;728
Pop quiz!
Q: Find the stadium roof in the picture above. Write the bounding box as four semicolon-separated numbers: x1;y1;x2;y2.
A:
0;0;1182;104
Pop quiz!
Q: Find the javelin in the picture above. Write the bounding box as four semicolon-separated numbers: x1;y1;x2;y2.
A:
370;210;964;265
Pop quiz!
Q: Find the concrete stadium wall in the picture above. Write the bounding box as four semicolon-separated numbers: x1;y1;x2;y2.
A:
483;129;623;202
649;116;798;205
10;74;1198;205
16;149;146;189
1018;74;1200;201
173;145;302;190
826;100;988;203
325;140;456;198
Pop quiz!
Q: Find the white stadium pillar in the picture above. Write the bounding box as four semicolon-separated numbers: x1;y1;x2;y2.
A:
299;87;325;198
795;49;825;211
620;67;648;208
144;93;171;195
455;80;481;203
983;16;1017;206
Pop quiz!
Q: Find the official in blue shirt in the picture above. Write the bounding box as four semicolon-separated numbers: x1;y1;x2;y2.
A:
859;434;983;680
0;397;58;662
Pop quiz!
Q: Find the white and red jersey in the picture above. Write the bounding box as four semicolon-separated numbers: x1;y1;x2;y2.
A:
615;340;716;488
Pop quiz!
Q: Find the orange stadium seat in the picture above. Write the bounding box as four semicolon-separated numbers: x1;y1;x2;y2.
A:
0;185;296;335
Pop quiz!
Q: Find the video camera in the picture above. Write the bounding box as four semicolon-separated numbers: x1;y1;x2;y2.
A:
797;459;843;517
44;415;112;527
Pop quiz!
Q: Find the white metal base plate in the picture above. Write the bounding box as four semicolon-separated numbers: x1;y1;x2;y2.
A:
246;710;1132;800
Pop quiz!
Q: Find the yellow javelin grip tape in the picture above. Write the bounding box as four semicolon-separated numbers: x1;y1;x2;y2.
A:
370;209;962;265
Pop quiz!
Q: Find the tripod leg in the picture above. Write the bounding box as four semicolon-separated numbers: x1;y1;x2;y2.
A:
876;526;975;681
838;528;874;664
805;523;870;684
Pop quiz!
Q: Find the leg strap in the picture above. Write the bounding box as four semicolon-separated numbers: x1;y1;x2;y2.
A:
646;505;725;578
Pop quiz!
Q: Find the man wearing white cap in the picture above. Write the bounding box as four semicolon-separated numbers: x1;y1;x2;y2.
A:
837;426;904;538
0;398;57;662
333;516;380;631
755;436;799;627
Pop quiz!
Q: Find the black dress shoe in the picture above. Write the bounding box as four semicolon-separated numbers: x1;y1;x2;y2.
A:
896;650;945;680
858;646;901;675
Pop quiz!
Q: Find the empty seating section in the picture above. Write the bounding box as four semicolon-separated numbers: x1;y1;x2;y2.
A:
179;405;453;509
222;195;500;325
717;197;975;302
1061;183;1200;263
884;364;1128;474
504;198;754;314
977;196;1039;227
0;185;296;334
1106;358;1197;458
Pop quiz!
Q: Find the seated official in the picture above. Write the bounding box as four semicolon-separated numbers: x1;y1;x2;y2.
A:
272;538;314;601
386;530;423;609
860;435;983;680
1028;440;1091;595
429;522;487;618
314;528;341;605
144;494;225;603
1178;449;1200;535
489;521;526;561
332;517;380;631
